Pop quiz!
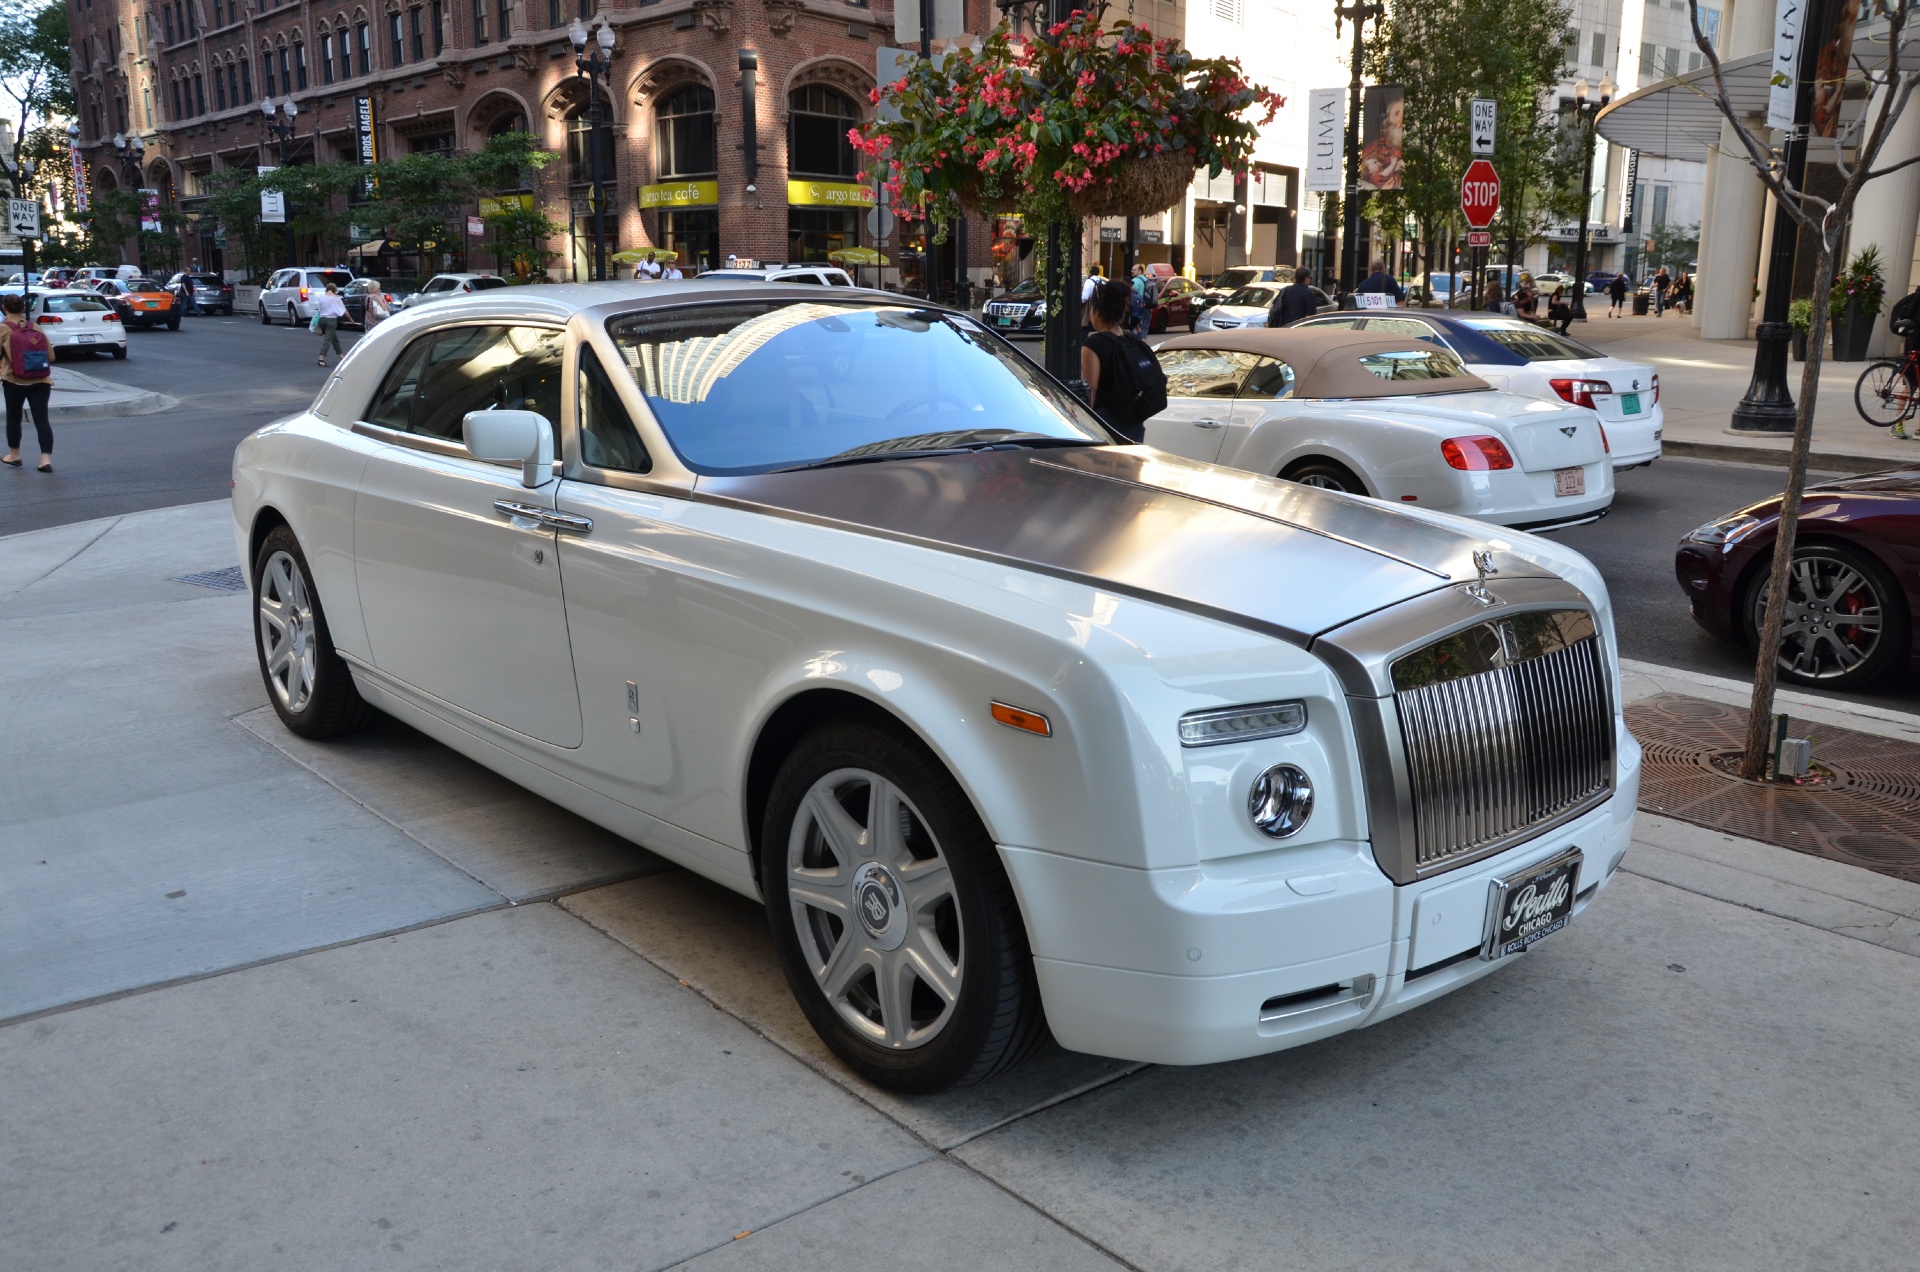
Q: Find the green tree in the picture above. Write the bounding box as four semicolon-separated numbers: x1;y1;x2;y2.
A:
0;0;74;128
1645;221;1699;271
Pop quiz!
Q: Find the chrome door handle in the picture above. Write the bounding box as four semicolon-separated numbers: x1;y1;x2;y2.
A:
1194;419;1223;430
493;500;594;534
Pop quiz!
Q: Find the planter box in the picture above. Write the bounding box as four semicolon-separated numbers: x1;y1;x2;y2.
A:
234;285;261;313
1791;331;1809;361
1831;300;1875;361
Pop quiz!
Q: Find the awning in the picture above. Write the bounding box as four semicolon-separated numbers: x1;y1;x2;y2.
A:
1596;22;1916;162
347;239;387;258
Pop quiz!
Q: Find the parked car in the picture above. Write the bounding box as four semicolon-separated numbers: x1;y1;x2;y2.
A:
232;281;1638;1090
73;264;142;285
22;286;127;358
1288;310;1662;469
1148;327;1614;531
90;277;182;330
395;272;511;310
38;266;78;288
1148;275;1205;333
259;268;356;325
1194;265;1289;315
983;277;1046;336
165;271;235;315
342;276;422;328
691;264;855;286
1532;272;1598;298
1675;466;1920;689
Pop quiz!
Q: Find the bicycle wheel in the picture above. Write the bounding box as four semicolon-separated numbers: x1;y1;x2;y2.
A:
1854;359;1915;427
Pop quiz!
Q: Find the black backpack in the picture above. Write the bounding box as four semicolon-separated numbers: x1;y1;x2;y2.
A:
1101;331;1168;426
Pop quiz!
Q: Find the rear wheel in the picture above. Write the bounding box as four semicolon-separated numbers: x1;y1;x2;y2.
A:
1281;458;1368;495
109;346;126;359
1744;542;1909;689
287;304;300;327
252;525;378;738
166;318;180;331
1854;359;1917;427
760;717;1045;1093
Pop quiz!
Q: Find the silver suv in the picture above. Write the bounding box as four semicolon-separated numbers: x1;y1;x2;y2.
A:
693;264;855;286
259;268;355;325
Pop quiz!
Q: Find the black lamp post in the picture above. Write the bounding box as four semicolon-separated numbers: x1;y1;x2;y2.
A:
996;0;1083;381
0;125;36;293
570;17;616;283
1566;74;1613;322
261;97;300;266
1332;0;1383;302
112;131;149;274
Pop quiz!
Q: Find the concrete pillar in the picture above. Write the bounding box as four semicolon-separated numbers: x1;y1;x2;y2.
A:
1695;0;1774;339
1848;86;1920;357
1692;146;1720;328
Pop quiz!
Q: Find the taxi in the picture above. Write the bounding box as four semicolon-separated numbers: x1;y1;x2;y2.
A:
92;276;182;330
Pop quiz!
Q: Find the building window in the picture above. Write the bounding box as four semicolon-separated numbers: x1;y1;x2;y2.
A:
117;95;130;131
497;0;511;38
169;80;181;119
566;105;617;186
389;12;404;65
90;101;103;135
656;83;716;178
164;7;175;42
295;41;308;88
1588;29;1605;67
240;58;252;101
789;207;859;263
279;47;292;90
322;32;334;81
409;6;424;60
431;0;442;53
143;87;153;126
547;0;560;28
215;65;228;109
788;85;860;178
263;50;276;96
357;22;371;74
193;73;205;115
472;0;486;41
229;63;240;104
409;131;454;152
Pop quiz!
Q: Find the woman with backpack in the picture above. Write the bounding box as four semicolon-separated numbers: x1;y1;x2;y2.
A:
2;293;56;473
1080;277;1166;442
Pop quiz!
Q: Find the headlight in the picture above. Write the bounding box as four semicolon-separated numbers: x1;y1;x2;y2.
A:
1179;700;1307;746
1687;513;1764;549
1248;764;1314;838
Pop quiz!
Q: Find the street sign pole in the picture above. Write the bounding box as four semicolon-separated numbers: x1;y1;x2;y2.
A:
1460;160;1499;314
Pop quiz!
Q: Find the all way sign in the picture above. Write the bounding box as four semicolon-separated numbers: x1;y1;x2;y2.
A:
1461;159;1500;229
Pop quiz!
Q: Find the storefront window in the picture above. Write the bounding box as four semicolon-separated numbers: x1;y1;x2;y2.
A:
661;209;719;274
788;85;859;179
657;84;716;178
789;208;857;263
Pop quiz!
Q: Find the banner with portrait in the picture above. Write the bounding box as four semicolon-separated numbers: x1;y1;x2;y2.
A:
1358;85;1404;191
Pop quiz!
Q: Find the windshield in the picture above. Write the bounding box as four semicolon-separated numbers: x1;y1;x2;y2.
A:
1224;286;1280;308
1457;317;1601;361
1214;268;1264;291
606;300;1108;475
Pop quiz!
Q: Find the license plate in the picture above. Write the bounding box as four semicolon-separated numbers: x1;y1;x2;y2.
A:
996;317;1013;327
1482;847;1582;960
1554;466;1585;497
142;300;158;309
76;334;99;343
1620;392;1640;414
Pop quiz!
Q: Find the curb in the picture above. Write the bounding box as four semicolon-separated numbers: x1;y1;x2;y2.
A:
1662;438;1907;475
48;390;177;421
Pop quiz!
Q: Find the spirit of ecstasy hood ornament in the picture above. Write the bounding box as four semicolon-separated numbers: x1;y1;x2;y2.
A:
1465;548;1499;603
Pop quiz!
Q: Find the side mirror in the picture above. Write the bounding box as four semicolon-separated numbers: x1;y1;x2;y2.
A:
462;409;554;488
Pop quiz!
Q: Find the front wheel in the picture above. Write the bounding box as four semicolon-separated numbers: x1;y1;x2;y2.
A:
1745;542;1910;689
252;525;378;738
1854;359;1917;427
260;304;272;325
760;718;1046;1093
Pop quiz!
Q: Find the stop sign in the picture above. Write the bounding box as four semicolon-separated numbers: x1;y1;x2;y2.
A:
1461;159;1501;229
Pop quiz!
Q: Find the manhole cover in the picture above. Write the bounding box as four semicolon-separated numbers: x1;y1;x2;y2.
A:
1627;693;1920;885
172;565;247;592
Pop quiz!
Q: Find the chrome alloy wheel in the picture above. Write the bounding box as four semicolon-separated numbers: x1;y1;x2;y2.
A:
1755;553;1886;681
787;768;963;1050
257;549;318;713
1294;473;1348;490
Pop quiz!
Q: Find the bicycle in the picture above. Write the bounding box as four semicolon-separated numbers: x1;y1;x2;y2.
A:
1853;345;1919;428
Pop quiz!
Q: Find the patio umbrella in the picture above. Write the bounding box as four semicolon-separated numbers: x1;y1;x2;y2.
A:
828;248;889;266
611;249;679;263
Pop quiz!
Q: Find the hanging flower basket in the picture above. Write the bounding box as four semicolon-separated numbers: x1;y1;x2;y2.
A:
1068;150;1198;219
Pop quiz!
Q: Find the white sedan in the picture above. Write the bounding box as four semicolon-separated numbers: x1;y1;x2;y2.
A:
232;283;1639;1090
1148;328;1615;532
23;287;128;359
1291;311;1662;469
1193;283;1282;331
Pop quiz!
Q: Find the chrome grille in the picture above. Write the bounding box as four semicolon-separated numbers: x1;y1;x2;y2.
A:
1392;614;1612;871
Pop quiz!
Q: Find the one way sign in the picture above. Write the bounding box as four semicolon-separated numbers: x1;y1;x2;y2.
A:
1470;98;1497;156
7;198;40;239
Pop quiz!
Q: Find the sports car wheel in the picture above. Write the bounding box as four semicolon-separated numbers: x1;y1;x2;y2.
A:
253;526;377;738
760;718;1045;1093
1282;459;1367;495
1745;542;1909;689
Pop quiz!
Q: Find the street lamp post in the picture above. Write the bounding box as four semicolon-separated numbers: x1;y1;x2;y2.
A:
569;17;616;283
112;131;148;273
1567;75;1613;322
1332;0;1383;303
996;0;1083;381
261;97;300;265
0;123;37;293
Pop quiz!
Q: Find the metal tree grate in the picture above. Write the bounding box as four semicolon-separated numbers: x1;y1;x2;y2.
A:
1627;693;1920;885
171;565;248;593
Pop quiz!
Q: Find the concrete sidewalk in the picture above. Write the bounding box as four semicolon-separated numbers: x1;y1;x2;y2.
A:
44;363;174;420
1576;311;1915;472
5;501;1919;1271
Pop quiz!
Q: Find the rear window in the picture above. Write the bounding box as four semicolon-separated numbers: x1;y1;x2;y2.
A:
471;277;508;291
373;278;420;294
1457;318;1600;361
44;294;109;312
311;271;354;288
1356;348;1470;381
129;279;164;291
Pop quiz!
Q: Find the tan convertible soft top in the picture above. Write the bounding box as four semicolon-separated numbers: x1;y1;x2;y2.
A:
1156;327;1492;400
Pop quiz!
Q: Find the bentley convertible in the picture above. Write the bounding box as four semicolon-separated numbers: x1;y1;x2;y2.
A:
234;283;1642;1092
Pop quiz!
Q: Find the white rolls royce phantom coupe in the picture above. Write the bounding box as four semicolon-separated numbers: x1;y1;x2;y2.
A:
233;283;1642;1092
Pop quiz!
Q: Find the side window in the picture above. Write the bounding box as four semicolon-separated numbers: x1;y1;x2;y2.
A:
1238;357;1295;401
1300;315;1361;332
1363;317;1450;350
577;345;651;474
1160;349;1260;399
364;325;564;444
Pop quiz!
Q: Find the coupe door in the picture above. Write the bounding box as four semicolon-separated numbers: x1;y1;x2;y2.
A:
351;323;585;748
1145;349;1267;462
1214;356;1299;467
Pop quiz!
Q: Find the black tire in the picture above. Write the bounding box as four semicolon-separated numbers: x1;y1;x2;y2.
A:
287;304;299;327
1743;541;1910;689
1854;359;1917;428
760;717;1046;1093
1282;458;1369;495
260;304;272;325
251;525;378;739
109;346;126;360
166;318;180;331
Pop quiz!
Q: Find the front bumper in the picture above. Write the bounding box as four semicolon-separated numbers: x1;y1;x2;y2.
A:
1004;725;1642;1066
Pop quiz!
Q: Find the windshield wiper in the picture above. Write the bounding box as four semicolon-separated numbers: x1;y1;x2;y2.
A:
770;430;1103;473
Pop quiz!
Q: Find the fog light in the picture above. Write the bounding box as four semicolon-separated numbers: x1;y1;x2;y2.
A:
1248;764;1313;838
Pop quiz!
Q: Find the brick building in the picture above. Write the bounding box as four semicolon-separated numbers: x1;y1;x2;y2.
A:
61;0;1037;286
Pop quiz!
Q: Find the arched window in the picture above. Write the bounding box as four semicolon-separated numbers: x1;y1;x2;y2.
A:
787;84;859;178
566;101;617;188
656;83;716;178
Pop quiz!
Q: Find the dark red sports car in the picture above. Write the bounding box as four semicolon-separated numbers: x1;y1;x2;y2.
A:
1674;466;1920;688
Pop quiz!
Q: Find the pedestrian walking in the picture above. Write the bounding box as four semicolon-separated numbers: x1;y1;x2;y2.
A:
1080;278;1167;443
1675;272;1693;314
1607;272;1628;317
1651;266;1671;316
1267;267;1321;327
2;293;56;473
1127;265;1150;334
312;283;347;367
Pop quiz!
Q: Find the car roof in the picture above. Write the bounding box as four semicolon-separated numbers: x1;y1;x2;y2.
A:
1157;328;1493;399
1295;310;1533;367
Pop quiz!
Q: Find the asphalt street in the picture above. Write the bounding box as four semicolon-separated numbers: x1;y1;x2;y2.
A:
2;313;1912;708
